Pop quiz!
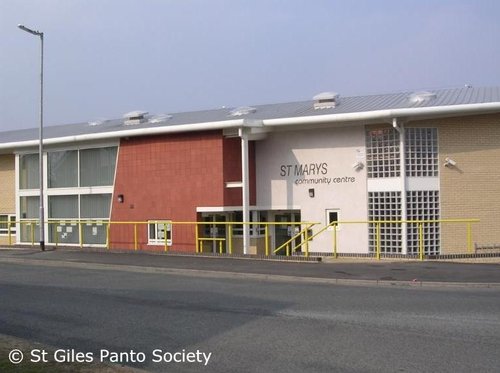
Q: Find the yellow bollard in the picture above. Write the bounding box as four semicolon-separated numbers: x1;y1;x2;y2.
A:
376;223;381;260
8;221;12;246
79;222;83;248
467;222;473;253
32;222;36;246
106;223;110;250
286;243;290;257
265;225;269;256
304;227;309;258
134;224;138;251
333;224;338;259
228;224;233;255
419;223;424;261
164;223;169;252
195;224;199;253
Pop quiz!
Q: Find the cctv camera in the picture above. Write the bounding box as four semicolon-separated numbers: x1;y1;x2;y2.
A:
444;157;456;167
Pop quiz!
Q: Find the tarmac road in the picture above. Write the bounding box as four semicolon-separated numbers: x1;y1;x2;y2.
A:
0;248;500;372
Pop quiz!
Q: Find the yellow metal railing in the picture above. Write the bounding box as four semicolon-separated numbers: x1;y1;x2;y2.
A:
3;218;480;260
322;219;480;260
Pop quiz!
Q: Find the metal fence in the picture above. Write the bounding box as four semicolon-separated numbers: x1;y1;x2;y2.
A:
2;218;481;260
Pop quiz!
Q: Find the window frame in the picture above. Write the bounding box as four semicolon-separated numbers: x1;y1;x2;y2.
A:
148;220;173;246
0;214;16;235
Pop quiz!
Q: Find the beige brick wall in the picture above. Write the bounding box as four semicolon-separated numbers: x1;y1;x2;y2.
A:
414;113;500;253
0;154;16;245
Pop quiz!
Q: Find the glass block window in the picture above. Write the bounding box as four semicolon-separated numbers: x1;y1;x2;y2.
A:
48;150;78;188
405;128;438;177
19;154;39;189
368;191;402;253
406;190;440;255
366;128;400;178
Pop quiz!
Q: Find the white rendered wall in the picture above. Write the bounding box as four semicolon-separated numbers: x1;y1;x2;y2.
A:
255;126;368;253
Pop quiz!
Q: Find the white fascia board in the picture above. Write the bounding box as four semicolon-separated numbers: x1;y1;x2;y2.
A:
262;102;500;127
0;119;246;151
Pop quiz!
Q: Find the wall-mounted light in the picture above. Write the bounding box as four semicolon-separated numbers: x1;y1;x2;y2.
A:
444;157;457;167
117;194;124;203
308;188;315;198
352;161;364;171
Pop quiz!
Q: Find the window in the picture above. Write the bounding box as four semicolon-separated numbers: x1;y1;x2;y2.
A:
405;128;438;177
0;214;16;235
48;150;78;188
19;196;40;242
326;209;340;230
80;147;117;187
406;190;440;255
148;221;172;245
366;128;400;178
47;147;118;188
19;154;39;189
232;211;266;236
368;191;402;253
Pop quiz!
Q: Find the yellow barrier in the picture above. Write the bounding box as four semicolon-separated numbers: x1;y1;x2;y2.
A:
4;218;480;259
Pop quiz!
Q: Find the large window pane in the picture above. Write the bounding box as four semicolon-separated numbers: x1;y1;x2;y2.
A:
20;196;39;219
48;150;78;188
20;196;40;242
48;195;78;219
81;194;111;218
81;194;111;245
48;195;79;244
80;147;117;187
19;154;39;189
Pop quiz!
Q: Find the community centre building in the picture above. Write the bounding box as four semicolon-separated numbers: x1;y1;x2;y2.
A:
1;86;500;256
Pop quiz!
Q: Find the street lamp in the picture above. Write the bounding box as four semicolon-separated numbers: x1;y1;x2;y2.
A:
18;24;45;251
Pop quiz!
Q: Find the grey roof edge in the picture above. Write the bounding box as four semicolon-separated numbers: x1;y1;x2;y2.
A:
1;86;500;150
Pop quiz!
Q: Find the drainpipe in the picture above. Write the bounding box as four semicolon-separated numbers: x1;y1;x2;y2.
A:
239;128;250;255
393;118;407;254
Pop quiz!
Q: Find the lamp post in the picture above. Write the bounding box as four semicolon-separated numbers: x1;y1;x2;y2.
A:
18;24;45;251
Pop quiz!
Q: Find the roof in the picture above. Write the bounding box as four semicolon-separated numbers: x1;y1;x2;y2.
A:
1;86;500;150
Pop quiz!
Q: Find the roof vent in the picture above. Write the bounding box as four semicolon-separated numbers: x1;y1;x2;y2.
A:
88;119;107;126
408;91;437;104
148;114;173;124
313;92;339;109
229;106;257;116
123;110;148;125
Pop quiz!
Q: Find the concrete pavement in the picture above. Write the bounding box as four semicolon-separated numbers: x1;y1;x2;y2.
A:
0;247;499;287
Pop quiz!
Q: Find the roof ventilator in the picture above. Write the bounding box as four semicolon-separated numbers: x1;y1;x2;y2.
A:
229;106;257;116
408;91;437;105
88;119;108;126
148;114;173;124
313;92;339;109
123;110;148;125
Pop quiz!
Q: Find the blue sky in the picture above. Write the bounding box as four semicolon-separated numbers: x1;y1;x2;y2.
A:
1;0;499;130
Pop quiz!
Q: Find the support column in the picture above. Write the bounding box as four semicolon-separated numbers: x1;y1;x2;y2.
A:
393;118;407;254
240;129;250;254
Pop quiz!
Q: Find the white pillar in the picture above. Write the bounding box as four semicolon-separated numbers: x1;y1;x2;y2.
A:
393;118;407;254
240;129;250;254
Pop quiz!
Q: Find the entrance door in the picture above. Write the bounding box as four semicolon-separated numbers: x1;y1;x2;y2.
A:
274;212;301;255
202;214;227;253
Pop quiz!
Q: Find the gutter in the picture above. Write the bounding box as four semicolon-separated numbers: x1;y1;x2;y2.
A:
3;101;500;151
0;119;247;150
262;102;500;127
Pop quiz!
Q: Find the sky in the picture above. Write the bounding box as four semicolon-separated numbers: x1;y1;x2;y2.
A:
1;0;499;131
